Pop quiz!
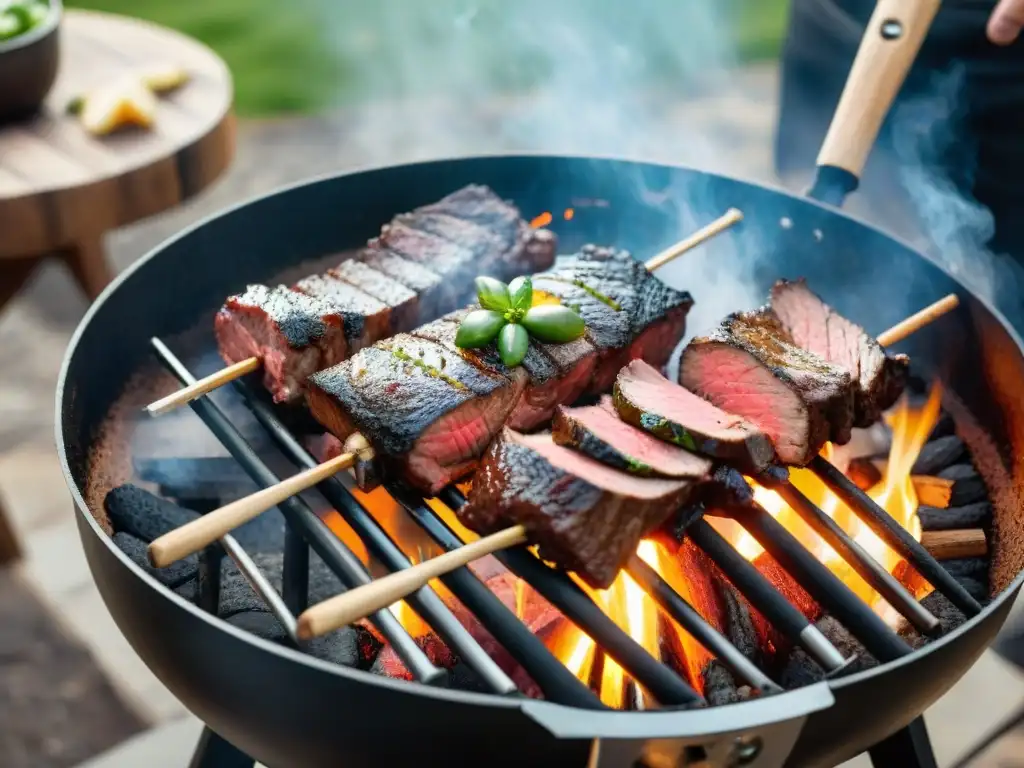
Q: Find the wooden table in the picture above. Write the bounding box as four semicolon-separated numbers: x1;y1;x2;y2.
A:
0;9;235;303
0;11;234;565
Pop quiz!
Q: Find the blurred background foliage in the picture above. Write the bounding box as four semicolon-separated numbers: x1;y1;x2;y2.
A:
67;0;791;117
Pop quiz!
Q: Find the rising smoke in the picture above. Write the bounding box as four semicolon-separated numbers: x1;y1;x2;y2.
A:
891;63;1024;319
311;1;1022;330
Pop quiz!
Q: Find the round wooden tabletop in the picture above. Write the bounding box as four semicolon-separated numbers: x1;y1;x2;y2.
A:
0;9;235;261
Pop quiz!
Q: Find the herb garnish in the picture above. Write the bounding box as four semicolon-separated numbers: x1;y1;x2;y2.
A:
455;276;585;367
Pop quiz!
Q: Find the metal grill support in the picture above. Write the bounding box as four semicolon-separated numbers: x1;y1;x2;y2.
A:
147;334;957;727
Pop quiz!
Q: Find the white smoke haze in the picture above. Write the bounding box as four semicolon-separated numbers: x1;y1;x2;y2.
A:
890;64;1023;317
310;1;1022;331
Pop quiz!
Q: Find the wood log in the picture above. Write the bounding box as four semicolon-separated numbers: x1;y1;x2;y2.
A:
921;529;987;560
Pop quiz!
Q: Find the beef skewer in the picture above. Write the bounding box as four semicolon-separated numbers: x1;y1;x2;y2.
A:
145;185;561;415
674;289;981;616
288;297;956;639
146;216;739;569
145;203;742;416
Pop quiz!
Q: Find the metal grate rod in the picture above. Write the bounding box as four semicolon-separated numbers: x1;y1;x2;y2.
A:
282;525;310;614
235;380;604;709
433;487;704;707
624;554;782;693
773;481;941;637
686;519;848;673
734;502;913;662
152;338;445;686
221;535;301;640
809;454;983;617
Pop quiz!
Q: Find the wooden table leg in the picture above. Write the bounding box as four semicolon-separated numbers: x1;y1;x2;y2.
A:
59;234;114;301
0;255;42;311
0;493;22;566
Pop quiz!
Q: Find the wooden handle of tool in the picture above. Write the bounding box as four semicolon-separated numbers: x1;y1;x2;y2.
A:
296;525;529;639
644;208;744;273
148;451;356;567
816;0;941;178
878;294;959;347
146;356;261;416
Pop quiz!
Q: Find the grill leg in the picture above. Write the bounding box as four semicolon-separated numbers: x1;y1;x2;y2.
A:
188;726;255;768
868;718;937;768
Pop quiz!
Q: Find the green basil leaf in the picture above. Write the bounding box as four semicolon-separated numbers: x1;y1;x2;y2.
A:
455;309;506;348
474;276;511;312
497;323;529;367
508;276;533;313
522;305;586;343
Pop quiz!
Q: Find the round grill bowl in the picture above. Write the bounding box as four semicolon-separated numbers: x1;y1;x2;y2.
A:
57;155;1024;768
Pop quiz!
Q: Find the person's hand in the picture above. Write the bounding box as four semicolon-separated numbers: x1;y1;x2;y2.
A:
989;0;1024;45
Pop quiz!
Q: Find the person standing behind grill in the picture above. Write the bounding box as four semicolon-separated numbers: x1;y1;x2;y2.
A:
775;0;1024;318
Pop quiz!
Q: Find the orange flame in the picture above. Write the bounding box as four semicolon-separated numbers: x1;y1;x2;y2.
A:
744;384;943;614
324;384;942;706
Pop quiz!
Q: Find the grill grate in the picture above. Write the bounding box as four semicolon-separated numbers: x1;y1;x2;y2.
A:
147;335;973;711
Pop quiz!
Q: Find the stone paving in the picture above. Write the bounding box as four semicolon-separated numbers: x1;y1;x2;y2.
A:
2;62;1024;767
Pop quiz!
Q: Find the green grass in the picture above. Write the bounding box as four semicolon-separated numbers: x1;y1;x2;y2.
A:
67;0;791;118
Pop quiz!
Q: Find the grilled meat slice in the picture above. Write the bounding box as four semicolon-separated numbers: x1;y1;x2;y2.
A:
306;334;527;495
215;185;557;404
615;360;775;472
293;274;391;352
415;309;598;432
214;285;347;403
463;428;694;589
679;310;855;466
553;396;714;479
416;184;521;243
330;259;419;334
769;278;910;426
532;245;693;393
358;249;447;322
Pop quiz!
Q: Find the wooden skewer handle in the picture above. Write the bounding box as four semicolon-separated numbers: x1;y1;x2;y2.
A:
146;356;261;416
296;524;529;640
148;451;356;568
816;0;941;179
644;208;744;273
878;294;959;348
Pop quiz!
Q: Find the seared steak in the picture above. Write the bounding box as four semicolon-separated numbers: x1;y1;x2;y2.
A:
306;334;526;495
553;396;714;479
769;278;910;426
532;245;693;393
293;274;390;352
330;260;419;334
415;309;598;432
462;428;694;589
214;285;347;403
679;310;855;466
614;360;775;472
215;184;556;403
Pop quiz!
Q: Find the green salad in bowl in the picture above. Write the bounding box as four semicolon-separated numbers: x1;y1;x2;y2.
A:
0;0;52;42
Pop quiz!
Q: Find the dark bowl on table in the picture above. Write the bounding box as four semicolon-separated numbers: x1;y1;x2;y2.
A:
0;0;61;124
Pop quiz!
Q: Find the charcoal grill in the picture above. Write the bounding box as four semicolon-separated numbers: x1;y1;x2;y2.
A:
56;3;1024;767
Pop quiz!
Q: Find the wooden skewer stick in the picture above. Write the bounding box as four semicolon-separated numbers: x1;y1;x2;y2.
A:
145;356;261;416
644;208;744;272
293;294;966;639
296;525;529;640
148;450;358;568
920;528;987;560
877;293;959;347
142;209;745;417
